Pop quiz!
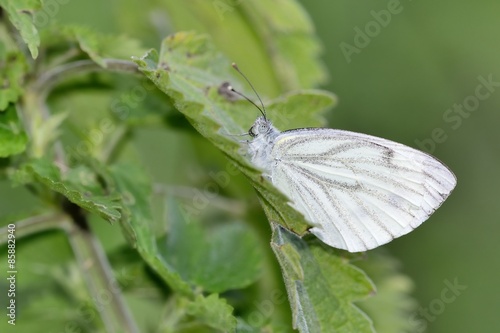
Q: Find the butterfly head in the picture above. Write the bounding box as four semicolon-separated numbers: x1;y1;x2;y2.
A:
249;116;274;138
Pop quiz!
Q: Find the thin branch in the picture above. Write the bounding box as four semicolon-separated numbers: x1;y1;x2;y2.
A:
34;59;140;98
62;202;139;333
0;212;68;245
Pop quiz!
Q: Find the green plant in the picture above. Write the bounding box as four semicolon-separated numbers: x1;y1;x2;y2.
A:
0;2;417;332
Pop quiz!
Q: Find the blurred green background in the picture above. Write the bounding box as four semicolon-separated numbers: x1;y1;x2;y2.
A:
1;0;499;332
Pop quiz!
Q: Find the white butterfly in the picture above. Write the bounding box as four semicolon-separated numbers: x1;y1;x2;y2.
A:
247;116;456;252
227;65;457;253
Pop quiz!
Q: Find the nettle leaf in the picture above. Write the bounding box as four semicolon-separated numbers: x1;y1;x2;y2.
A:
0;48;27;110
160;197;263;293
161;0;326;96
0;0;42;58
109;165;240;332
0;104;28;157
20;158;122;222
355;252;418;333
271;224;375;333
186;294;237;332
107;163;193;296
109;163;262;298
133;31;336;237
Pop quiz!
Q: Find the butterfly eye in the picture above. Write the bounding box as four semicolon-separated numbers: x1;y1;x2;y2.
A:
248;126;257;137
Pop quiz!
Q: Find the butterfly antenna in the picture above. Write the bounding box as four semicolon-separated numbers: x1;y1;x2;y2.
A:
231;63;267;119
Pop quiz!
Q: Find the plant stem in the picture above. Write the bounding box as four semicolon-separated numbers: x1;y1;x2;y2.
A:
34;59;140;98
64;208;139;333
0;212;67;245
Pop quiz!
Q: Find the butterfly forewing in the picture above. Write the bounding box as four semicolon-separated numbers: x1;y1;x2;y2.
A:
270;128;457;252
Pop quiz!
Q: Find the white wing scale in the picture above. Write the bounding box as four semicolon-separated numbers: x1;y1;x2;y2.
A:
269;128;456;252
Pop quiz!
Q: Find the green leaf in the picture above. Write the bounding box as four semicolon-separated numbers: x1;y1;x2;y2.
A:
19;158;122;222
355;251;418;333
107;163;193;296
161;0;327;96
133;31;336;238
186;294;237;332
160;197;263;293
0;104;27;157
0;0;42;58
0;48;27;110
271;224;375;333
